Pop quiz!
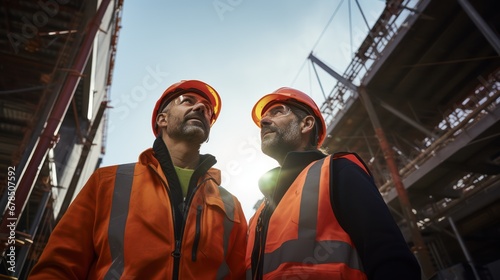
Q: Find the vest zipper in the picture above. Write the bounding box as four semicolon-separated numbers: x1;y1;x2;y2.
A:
192;205;203;261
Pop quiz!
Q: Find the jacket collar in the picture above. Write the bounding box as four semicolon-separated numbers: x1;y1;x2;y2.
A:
259;150;326;206
138;138;221;186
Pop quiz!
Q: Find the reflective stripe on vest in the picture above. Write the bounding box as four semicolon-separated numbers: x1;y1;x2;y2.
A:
262;157;364;275
104;163;135;280
216;187;235;279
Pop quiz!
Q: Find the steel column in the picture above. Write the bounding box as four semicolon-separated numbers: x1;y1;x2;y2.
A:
448;217;482;280
358;86;435;278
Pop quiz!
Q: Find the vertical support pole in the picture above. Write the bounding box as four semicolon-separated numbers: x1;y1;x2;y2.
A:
448;217;482;280
358;86;435;278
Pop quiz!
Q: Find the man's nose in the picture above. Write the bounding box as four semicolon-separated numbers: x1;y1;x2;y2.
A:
260;117;272;126
192;102;212;117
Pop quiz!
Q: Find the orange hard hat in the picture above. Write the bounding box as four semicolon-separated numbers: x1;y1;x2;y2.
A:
251;87;327;146
151;80;221;136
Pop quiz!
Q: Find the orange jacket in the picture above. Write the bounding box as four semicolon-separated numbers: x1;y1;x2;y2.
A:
29;148;247;280
246;154;367;279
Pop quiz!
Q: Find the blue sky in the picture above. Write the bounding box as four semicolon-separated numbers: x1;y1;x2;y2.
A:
102;0;385;219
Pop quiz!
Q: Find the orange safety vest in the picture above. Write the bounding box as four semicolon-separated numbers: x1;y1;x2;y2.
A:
246;154;368;280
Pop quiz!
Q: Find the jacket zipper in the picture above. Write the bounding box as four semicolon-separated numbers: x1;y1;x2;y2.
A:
148;165;183;280
149;156;215;280
174;181;206;278
192;205;203;261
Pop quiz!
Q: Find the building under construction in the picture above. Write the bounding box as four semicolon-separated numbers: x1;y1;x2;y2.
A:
310;0;499;279
0;0;122;278
0;0;499;279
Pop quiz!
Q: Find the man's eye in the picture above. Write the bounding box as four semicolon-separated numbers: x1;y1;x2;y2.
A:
181;97;195;104
271;108;284;116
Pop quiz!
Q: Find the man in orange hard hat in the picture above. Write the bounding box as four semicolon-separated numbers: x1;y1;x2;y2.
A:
30;80;247;280
245;87;421;279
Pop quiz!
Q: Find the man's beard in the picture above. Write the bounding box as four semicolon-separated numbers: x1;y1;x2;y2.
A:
166;113;210;143
261;121;301;159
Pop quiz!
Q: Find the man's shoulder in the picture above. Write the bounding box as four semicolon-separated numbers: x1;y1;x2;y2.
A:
94;162;137;177
329;152;372;176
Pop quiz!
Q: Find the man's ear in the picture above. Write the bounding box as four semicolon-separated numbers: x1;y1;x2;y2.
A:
301;115;315;134
156;112;167;130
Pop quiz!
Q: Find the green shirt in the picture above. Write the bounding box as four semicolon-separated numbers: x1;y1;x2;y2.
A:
174;166;195;197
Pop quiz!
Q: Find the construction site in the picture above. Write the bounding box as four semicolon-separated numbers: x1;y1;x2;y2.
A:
310;0;500;279
0;0;499;279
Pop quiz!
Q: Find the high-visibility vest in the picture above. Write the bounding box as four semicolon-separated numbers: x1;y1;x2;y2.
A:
246;153;369;280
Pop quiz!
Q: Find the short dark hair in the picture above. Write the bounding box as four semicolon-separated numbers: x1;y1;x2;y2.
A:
288;103;319;148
